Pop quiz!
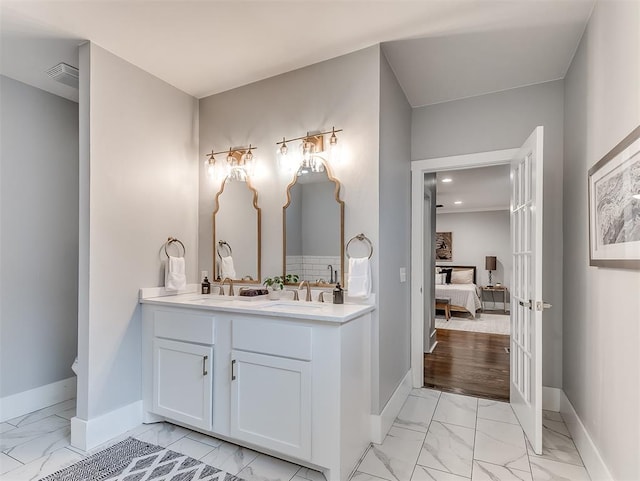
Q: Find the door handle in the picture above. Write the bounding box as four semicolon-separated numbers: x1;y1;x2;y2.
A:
231;359;236;381
202;355;208;376
536;301;553;311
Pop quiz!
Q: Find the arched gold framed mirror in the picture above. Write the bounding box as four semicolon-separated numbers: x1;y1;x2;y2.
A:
213;177;261;283
283;159;344;286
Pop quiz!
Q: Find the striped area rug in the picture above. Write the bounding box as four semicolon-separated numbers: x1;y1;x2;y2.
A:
39;437;244;481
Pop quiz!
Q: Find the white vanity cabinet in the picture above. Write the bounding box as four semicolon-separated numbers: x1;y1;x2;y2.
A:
141;296;373;481
153;338;213;430
143;307;216;431
229;317;313;459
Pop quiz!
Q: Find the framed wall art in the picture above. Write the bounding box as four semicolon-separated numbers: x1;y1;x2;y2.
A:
435;231;453;261
588;125;640;268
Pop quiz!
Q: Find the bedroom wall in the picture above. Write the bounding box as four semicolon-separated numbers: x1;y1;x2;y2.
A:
412;80;564;389
436;210;511;309
563;1;640;478
0;76;78;404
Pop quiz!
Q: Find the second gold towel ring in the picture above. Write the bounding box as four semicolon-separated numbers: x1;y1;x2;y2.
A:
346;233;373;259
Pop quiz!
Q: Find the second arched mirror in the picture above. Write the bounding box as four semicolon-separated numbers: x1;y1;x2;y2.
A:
283;160;344;286
213;178;261;283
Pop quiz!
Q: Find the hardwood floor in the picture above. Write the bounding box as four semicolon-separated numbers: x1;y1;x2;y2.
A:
424;329;510;401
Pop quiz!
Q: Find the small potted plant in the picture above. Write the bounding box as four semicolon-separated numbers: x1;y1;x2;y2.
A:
263;274;300;299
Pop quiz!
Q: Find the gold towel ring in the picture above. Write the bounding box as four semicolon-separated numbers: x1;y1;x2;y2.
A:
164;237;186;258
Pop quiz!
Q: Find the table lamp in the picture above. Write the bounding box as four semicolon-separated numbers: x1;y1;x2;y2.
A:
485;256;497;286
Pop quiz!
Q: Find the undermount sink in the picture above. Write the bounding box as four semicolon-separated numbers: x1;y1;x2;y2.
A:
262;301;326;311
183;295;235;304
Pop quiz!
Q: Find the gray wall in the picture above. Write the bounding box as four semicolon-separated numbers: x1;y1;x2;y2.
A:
198;46;389;410
412;80;564;388
77;43;199;420
0;75;78;397
436;210;511;293
563;1;640;478
378;52;412;406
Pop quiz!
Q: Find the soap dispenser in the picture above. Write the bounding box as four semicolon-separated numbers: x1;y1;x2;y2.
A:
201;276;211;295
333;283;344;304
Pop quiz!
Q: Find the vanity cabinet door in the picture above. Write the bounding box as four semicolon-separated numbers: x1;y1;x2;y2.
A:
230;350;311;460
153;338;213;431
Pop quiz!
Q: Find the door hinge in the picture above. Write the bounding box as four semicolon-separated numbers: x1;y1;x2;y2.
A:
535;301;552;311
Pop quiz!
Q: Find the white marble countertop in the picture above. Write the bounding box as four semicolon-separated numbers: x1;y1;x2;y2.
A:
139;287;375;324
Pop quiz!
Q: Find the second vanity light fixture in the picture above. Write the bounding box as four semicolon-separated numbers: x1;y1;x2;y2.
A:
205;144;257;182
276;127;342;175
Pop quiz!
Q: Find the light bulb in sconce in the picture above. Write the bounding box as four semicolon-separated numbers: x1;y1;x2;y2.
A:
244;145;255;176
205;152;216;178
328;126;341;163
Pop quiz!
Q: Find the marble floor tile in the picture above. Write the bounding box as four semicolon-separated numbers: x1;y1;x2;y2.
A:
394;394;439;433
200;440;260;475
167;436;217;460
476;400;518;425
238;453;301;481
357;426;425;481
432;393;478;429
132;421;190;447
56;406;76;421
473;419;529;472
471;460;532;481
529;456;590;481
350;471;394;481
295;466;327;481
184;431;223;448
0;423;17;434
417;421;474;478
542;411;563;423
1;447;84;481
0;415;69;452
4;399;76;428
410;389;442;402
1;453;23;475
526;424;583;467
411;464;469;481
3;425;71;464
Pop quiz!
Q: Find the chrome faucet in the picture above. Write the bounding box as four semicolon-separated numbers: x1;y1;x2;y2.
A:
299;280;312;302
221;277;234;296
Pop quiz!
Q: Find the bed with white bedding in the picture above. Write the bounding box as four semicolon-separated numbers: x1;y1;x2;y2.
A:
435;266;482;317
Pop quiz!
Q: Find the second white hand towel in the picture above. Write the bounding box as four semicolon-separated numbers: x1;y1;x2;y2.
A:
348;257;371;298
165;255;186;291
220;256;237;280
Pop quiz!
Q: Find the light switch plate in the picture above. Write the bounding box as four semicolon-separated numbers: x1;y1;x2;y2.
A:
400;267;407;283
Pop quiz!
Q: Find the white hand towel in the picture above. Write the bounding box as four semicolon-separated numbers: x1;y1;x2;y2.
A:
165;255;186;291
220;256;237;280
348;257;371;298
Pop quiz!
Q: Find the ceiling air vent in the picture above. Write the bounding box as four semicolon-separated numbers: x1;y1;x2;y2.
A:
46;62;79;88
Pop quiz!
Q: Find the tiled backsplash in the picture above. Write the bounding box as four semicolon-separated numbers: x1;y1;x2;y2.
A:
286;255;341;283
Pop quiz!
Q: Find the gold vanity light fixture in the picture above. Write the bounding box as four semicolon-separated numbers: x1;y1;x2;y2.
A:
276;127;342;175
205;144;257;182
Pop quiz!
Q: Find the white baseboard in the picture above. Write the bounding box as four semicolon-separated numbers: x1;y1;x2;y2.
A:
71;400;143;451
560;392;613;481
0;377;77;422
370;370;412;444
542;386;561;411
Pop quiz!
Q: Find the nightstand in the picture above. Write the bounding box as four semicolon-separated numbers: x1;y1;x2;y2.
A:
481;286;508;313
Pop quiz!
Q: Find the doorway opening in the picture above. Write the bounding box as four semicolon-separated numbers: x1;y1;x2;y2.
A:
427;164;512;400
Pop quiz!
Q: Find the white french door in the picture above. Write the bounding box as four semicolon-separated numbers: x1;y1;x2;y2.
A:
510;126;547;455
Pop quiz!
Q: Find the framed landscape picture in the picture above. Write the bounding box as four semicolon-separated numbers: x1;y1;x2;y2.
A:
588;125;640;268
435;232;453;261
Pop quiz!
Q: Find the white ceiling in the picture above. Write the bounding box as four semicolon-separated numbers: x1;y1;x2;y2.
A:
0;0;594;105
436;164;511;214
